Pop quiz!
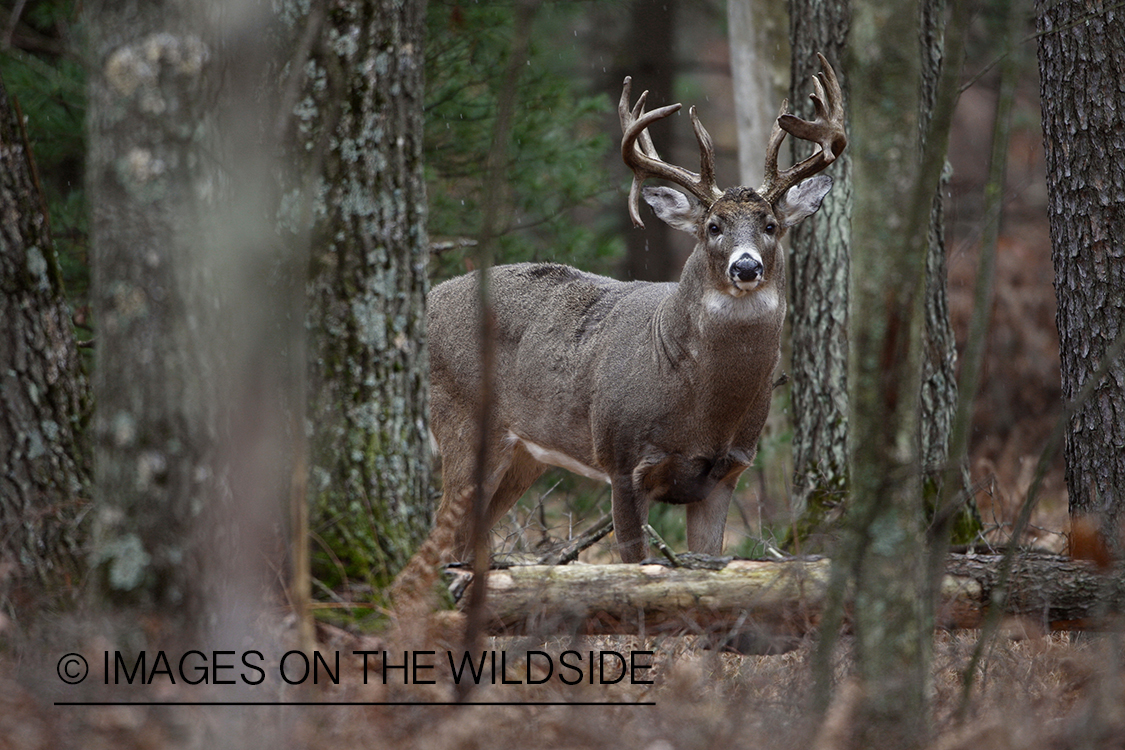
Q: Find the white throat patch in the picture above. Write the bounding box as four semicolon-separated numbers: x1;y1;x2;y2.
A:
703;287;780;321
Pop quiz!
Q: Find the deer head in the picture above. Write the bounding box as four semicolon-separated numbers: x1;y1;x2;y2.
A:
619;53;846;302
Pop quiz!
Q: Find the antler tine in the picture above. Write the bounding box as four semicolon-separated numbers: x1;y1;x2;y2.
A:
760;98;790;193
690;107;720;200
620;77;724;228
757;52;848;204
626;86;660;162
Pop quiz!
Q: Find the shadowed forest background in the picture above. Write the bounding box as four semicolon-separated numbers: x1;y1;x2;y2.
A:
0;0;1069;557
1;0;1123;748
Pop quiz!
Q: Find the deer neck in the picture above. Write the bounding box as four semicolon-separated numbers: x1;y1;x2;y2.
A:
651;259;784;380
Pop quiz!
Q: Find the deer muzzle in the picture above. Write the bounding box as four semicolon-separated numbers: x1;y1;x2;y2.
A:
729;252;764;286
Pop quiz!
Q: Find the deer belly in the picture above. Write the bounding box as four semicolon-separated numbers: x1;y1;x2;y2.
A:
508;432;610;483
635;452;749;505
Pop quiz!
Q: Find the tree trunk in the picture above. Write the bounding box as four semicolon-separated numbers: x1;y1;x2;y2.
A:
85;1;296;650
786;0;852;527
728;0;789;189
1037;0;1125;554
86;2;222;634
918;0;961;501
726;0;793;527
785;0;966;543
302;0;433;591
835;0;972;740
619;0;679;282
844;1;931;743
0;71;90;606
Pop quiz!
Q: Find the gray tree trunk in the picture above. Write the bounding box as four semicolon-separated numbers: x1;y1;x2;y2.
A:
918;0;960;496
301;0;432;590
786;0;852;527
85;0;296;652
726;0;793;528
842;0;934;743
828;0;970;740
0;71;90;606
86;2;223;631
785;0;967;546
1037;0;1125;554
728;0;789;189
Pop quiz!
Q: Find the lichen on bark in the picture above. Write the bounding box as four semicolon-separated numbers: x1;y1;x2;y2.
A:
0;70;91;606
293;0;433;591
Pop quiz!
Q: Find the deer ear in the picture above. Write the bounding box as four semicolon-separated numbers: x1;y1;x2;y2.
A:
643;186;704;235
775;174;833;229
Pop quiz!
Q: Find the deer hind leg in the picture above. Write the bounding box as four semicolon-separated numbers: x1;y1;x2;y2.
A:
436;431;546;562
482;440;547;531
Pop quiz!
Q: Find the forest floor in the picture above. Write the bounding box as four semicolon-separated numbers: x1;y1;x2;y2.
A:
4;627;1124;749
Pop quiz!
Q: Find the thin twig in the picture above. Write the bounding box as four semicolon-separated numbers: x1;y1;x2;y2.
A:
459;0;539;702
945;0;1022;717
960;0;1125;94
2;0;28;50
958;322;1125;719
644;524;681;567
931;0;1021;601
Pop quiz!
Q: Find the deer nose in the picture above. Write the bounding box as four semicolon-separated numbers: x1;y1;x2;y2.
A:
730;255;764;283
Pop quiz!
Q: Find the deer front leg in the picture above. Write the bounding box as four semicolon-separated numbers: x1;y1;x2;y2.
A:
685;470;743;555
611;476;649;563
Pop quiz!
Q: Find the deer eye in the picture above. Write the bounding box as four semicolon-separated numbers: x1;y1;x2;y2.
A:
764;222;777;234
708;222;722;237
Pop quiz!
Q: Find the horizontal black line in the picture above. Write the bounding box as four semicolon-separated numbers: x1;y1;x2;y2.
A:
54;701;656;707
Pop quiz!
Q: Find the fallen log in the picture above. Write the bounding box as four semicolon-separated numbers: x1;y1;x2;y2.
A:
451;553;1124;649
944;552;1123;630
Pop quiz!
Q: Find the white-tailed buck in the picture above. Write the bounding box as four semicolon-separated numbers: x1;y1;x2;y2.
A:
428;54;846;563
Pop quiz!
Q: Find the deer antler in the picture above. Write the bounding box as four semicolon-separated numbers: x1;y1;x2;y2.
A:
757;53;847;204
619;77;724;229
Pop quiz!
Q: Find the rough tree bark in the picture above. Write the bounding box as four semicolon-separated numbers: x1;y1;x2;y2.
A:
917;0;961;502
0;70;90;605
301;0;432;590
1037;0;1125;554
786;0;966;540
786;0;852;525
